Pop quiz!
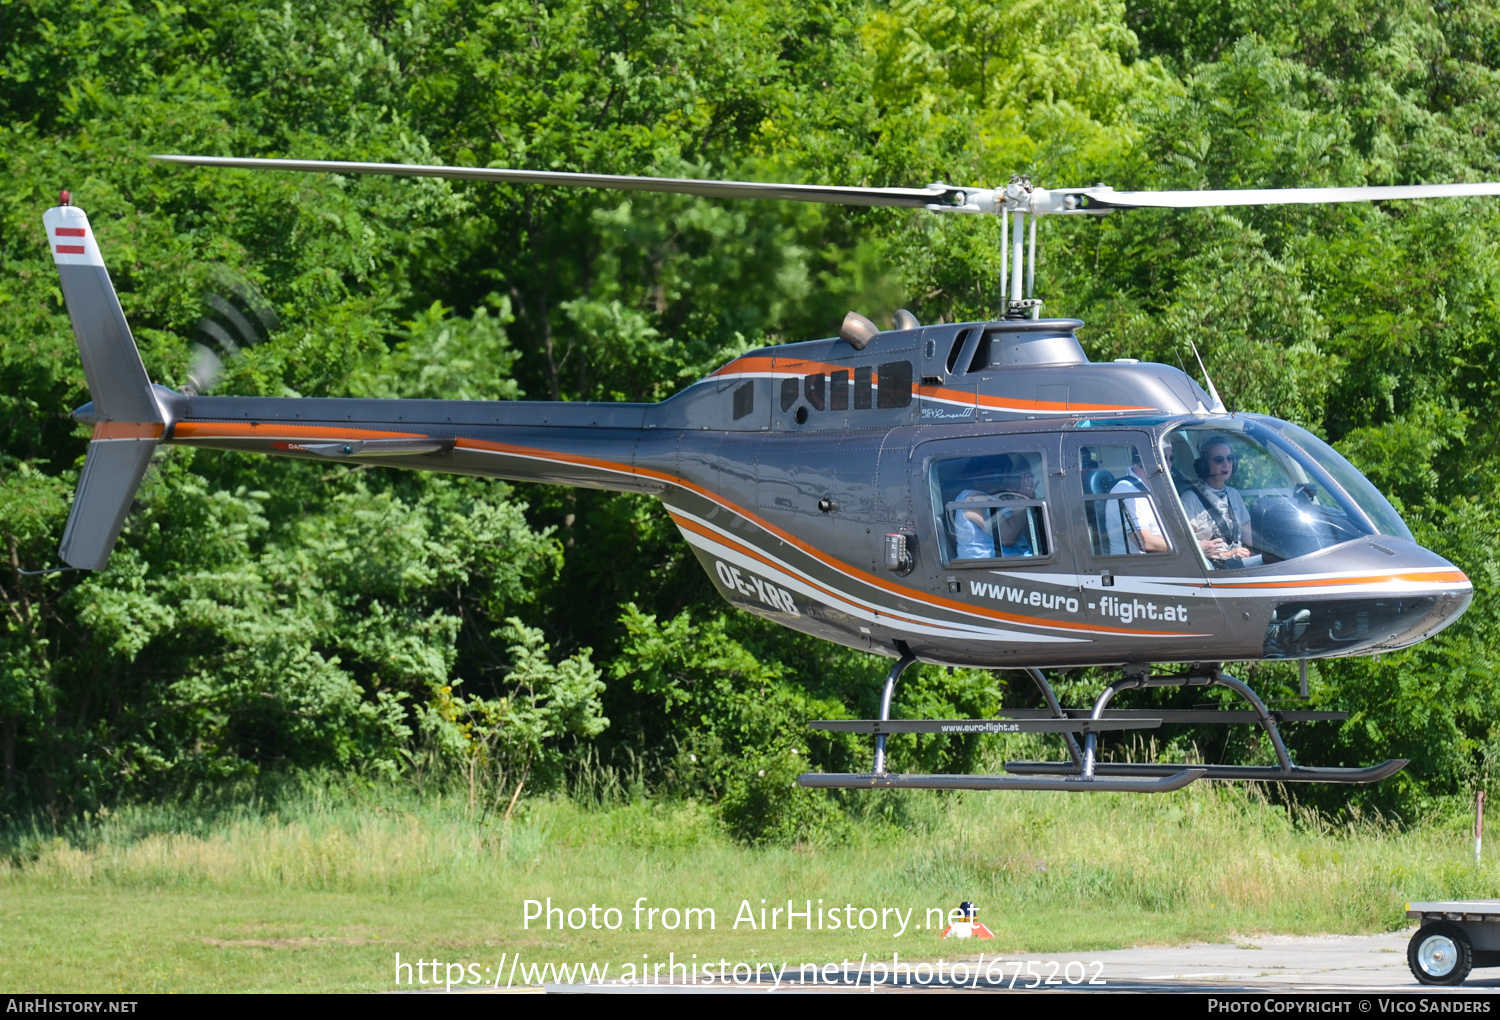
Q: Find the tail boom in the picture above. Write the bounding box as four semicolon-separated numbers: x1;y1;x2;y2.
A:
166;395;667;494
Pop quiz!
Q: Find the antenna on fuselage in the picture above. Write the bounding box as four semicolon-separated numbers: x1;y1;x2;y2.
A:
1190;341;1228;414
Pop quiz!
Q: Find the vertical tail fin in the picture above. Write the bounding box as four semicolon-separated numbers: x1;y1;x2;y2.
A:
45;199;166;570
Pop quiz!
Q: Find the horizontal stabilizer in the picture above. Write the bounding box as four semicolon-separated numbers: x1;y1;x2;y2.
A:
58;439;157;569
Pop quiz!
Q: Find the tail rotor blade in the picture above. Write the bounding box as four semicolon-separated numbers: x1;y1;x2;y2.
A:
186;264;278;393
184;343;223;396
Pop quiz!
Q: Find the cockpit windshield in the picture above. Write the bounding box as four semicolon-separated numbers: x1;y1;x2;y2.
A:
1269;419;1414;542
1162;418;1412;569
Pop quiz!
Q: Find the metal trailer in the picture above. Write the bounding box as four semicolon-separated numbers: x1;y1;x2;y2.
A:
1405;901;1500;985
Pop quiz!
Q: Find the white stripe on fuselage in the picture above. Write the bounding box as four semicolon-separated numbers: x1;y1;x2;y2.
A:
992;567;1468;599
676;524;1087;643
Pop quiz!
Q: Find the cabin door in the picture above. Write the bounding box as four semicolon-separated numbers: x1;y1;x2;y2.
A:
1061;431;1220;656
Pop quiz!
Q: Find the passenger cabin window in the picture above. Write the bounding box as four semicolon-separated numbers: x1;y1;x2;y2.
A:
1079;444;1169;557
929;453;1050;565
777;361;912;420
1162;422;1409;569
877;361;913;408
853;366;873;409
830;369;849;410
732;381;754;420
804;373;825;410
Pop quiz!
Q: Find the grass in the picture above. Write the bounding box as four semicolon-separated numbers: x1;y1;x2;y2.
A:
1;778;1496;992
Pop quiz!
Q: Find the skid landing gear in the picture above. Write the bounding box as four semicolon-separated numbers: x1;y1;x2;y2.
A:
796;649;1202;792
1005;665;1407;784
796;659;1404;792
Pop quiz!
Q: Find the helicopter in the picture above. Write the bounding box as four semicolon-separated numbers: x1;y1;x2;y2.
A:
43;157;1488;793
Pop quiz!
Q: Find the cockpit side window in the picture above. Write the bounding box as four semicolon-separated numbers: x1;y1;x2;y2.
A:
929;451;1051;565
1164;423;1378;569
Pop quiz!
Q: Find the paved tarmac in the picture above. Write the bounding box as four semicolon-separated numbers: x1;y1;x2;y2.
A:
532;930;1500;993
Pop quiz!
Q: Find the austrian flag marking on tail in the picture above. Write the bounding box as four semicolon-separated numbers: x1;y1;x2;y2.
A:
43;206;106;267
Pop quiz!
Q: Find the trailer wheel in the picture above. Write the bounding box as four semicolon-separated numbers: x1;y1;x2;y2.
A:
1408;922;1473;985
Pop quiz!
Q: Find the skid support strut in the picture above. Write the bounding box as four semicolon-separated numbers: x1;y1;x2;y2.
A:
1027;666;1083;770
1007;666;1407;784
871;647;917;775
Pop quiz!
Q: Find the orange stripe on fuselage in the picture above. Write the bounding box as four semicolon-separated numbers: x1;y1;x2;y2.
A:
667;512;941;631
92;421;165;440
173;421;429;441
668;509;1196;638
916;384;1155;413
1212;569;1470;589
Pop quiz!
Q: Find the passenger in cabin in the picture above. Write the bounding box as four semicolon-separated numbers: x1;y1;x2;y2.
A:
994;456;1037;557
951;455;1008;560
950;454;1040;560
1179;435;1256;569
1104;448;1168;554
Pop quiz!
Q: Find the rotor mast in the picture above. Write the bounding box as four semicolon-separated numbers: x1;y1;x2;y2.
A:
996;177;1047;318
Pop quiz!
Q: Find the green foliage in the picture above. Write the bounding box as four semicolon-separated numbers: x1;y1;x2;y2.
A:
421;619;607;808
610;603;852;842
3;0;1500;841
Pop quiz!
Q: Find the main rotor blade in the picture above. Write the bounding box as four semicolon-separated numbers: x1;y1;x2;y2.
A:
153;155;1500;216
1085;182;1500;210
151;155;956;209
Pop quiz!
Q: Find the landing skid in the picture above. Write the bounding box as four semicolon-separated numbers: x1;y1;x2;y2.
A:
795;654;1404;792
797;771;1204;793
1002;761;1407;783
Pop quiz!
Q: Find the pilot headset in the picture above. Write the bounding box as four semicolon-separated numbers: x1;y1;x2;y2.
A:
1194;435;1233;480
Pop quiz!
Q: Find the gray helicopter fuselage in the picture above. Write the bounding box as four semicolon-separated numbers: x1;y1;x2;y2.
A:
146;316;1470;669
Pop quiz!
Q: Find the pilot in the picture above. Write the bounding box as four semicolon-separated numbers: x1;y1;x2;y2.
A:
1179;435;1254;568
1105;448;1167;554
